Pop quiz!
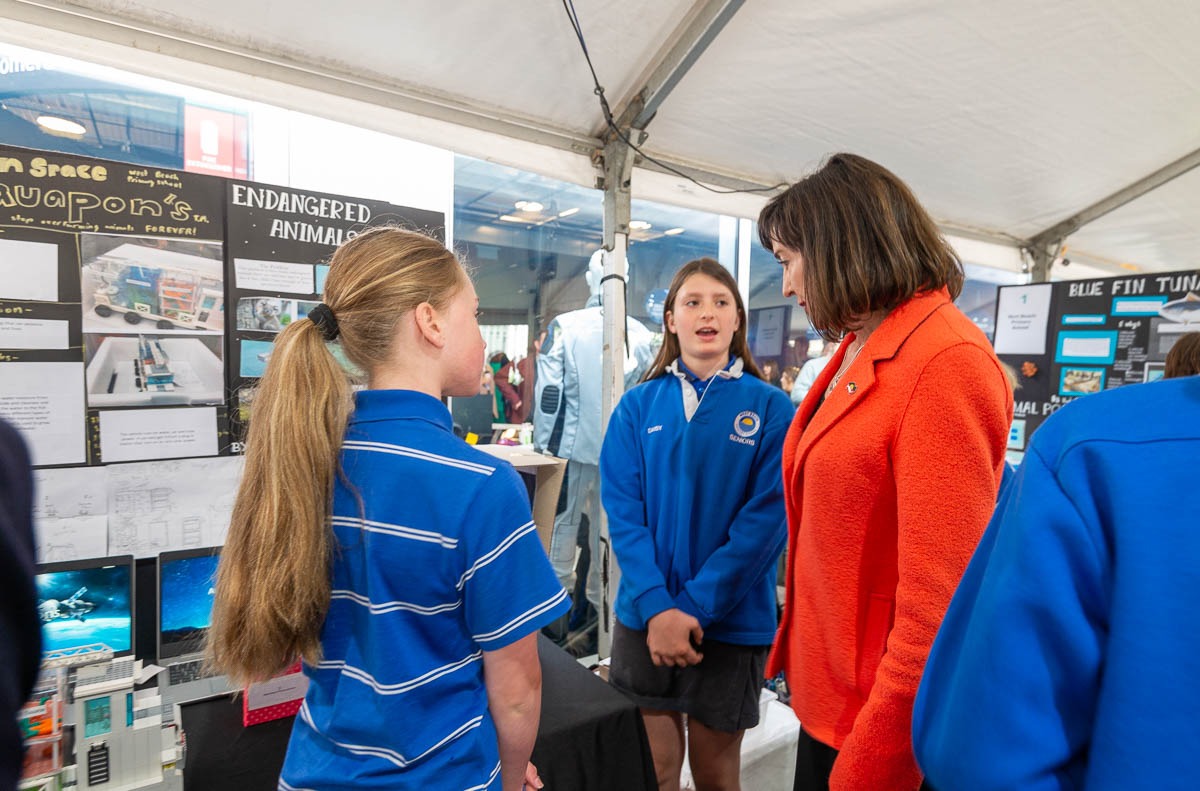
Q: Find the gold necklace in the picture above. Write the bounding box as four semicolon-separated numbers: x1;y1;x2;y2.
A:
826;342;864;396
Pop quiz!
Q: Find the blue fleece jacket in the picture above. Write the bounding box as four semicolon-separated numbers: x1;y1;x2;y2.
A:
914;376;1200;791
599;359;791;645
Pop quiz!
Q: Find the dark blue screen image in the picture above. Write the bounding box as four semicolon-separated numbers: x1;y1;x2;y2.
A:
36;564;132;655
160;554;219;655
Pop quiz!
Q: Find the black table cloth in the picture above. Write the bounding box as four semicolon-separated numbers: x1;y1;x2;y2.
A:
180;634;655;790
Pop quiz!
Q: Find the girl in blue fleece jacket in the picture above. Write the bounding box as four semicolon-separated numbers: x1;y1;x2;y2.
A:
914;376;1200;791
600;257;791;790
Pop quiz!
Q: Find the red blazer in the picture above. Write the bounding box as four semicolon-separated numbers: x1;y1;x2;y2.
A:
767;288;1012;790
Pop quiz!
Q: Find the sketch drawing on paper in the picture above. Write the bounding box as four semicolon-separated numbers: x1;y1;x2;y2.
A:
106;457;242;557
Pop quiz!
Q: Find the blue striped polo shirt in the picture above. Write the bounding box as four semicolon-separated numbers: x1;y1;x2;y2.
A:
279;389;569;791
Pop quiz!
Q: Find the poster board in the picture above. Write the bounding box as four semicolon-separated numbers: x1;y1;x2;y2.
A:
0;145;227;469
994;270;1200;457
224;181;443;447
0;144;445;561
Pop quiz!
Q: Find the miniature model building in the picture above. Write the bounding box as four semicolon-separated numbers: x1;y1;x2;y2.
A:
134;336;176;392
85;244;224;332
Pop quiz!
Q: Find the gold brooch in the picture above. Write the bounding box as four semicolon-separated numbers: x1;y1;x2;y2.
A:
846;382;857;394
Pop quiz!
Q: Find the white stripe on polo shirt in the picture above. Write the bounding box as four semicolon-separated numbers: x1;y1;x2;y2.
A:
473;588;571;643
277;779;315;791
299;701;487;770
299;701;410;768
330;515;458;548
330;589;462;616
314;651;483;696
342;440;496;475
457;520;537;590
464;762;503;791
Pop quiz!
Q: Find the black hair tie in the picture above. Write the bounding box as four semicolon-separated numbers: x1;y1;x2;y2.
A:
309;303;340;341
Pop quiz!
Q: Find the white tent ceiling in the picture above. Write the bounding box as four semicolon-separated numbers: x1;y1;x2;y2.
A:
2;0;1198;276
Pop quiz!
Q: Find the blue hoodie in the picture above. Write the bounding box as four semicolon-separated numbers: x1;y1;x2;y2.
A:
914;376;1200;791
600;358;791;645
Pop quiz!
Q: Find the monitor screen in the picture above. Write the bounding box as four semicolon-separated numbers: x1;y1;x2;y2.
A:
36;556;134;658
158;546;221;661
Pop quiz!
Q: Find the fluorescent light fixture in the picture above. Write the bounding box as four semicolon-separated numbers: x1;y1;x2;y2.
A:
664;227;685;235
629;220;652;231
514;200;544;213
498;214;527;223
36;115;86;137
557;207;580;218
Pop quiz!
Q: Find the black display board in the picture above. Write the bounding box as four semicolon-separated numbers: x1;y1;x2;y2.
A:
0;145;229;466
223;180;444;447
993;270;1200;455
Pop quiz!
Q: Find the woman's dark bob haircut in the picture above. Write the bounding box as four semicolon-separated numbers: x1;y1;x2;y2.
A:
758;153;963;340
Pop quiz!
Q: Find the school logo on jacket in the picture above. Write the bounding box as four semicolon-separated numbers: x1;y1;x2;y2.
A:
730;410;761;446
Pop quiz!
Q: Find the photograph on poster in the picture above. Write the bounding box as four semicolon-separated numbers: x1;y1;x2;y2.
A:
1144;362;1166;383
234;297;321;333
0;361;86;467
1059;367;1106;396
239;339;275;378
0;237;60;302
80;234;224;335
84;334;224;407
234;384;258;423
1157;291;1200;325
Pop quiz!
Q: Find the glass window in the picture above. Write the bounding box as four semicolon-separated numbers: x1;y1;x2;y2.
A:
452;154;734;435
0;43;452;213
745;223;814;371
454;155;730;326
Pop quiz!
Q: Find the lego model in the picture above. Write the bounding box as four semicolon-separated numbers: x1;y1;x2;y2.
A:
134;336;176;391
85;244;224;332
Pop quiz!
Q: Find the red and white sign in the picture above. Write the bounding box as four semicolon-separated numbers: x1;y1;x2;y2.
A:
184;105;248;179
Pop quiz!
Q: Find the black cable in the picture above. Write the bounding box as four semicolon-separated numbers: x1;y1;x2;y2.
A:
561;0;788;196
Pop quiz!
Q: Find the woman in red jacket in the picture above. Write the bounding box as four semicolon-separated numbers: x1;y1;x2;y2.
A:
758;154;1012;791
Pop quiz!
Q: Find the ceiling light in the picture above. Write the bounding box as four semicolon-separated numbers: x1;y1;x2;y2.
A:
664;227;685;235
629;220;652;231
498;214;527;223
514;200;544;213
557;207;580;218
36;115;86;138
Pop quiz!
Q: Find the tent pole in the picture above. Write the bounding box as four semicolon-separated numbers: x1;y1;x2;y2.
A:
593;133;636;659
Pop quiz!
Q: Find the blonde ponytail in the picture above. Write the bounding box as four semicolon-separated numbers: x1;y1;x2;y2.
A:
208;227;464;684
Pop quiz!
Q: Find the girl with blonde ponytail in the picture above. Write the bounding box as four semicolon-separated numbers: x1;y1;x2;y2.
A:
208;227;568;791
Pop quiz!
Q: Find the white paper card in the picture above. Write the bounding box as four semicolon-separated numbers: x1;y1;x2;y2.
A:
1060;335;1113;359
246;671;309;710
0;238;59;302
0;362;86;466
0;317;70;349
993;284;1053;355
98;406;218;463
234;258;314;294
